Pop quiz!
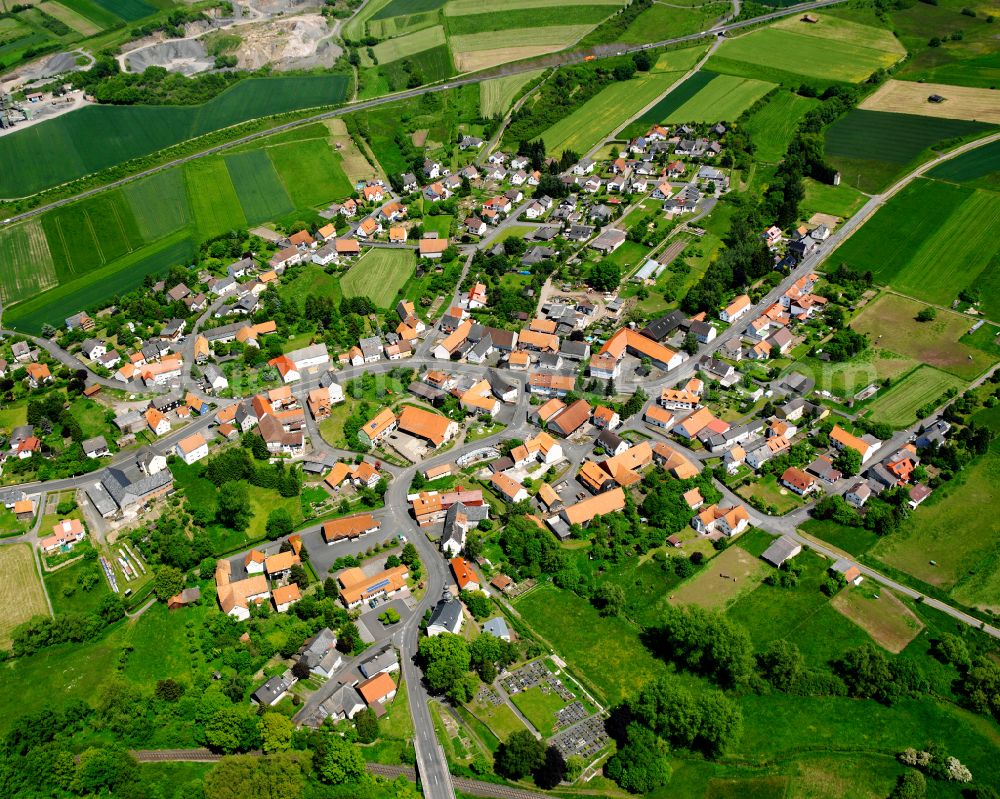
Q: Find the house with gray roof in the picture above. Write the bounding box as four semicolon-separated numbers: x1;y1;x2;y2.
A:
298;628;343;678
360;645;399;679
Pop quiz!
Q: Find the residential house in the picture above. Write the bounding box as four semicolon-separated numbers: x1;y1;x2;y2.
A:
175;433;209;465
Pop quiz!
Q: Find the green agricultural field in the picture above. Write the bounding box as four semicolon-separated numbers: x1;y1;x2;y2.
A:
866;365;965;427
710;14;904;84
650;43;708;72
873;439;1000;601
514;583;665;704
445;0;622;13
800;177;867;219
541;70;684;156
929;138;1000;190
54;0;122;29
37;1;103;35
627;69;714;133
340;248;416;308
612;1;728;44
368;10;440;39
450;24;595;72
662;73;775;124
446;5;613;35
480;70;543;116
224;149;295;225
364;24;446;65
888;188;1000;309
268;139;353;210
0;218;57;304
42;190;144;279
850;293;994;381
87;0;154;22
374;0;447;18
121;167;191;241
0;76;350;197
5;231;196;334
185;158;246;239
379;43;455;90
824;110;994;193
0;544;49;649
834;178;1000;313
744;90;818;162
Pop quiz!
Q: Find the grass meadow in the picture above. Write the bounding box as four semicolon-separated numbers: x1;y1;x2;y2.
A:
0;544;48;648
479;70;543;117
872;438;1000;600
541;70;683;155
509;684;567;736
799;518;880;558
744;90;818;162
711;20;902;84
0;76;350;197
866;365;965;427
800;177;867;219
340;248;416;308
850;293;993;380
830;588;923;654
607;1;727;44
824;109;994;192
513;583;666;705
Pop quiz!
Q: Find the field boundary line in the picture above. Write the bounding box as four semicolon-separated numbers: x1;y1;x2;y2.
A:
85;210;105;264
54;218;74;276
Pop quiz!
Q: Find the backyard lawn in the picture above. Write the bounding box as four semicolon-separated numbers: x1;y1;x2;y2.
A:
737;474;804;514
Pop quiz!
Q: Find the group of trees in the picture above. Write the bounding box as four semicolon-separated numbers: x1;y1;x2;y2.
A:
417;630;518;702
651;604;755;688
495;730;569;788
73;57;249;106
641;470;722;539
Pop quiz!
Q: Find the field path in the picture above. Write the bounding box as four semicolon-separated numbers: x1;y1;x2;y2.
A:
579;14;726;162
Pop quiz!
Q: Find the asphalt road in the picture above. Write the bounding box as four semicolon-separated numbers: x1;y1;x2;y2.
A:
0;0;850;223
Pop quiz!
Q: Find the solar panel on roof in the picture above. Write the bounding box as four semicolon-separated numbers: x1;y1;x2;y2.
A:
367;578;390;593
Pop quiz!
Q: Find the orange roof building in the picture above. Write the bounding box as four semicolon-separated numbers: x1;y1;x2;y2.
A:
322;513;381;542
450;557;480;591
339;565;409;608
358;672;397;705
559;487;626;526
397;405;456;448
